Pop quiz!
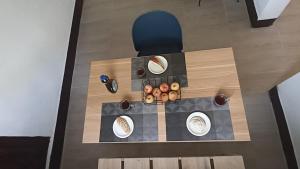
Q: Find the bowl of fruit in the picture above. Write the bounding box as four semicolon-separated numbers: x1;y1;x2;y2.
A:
143;80;181;104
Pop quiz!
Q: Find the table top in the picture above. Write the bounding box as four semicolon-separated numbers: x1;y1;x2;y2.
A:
82;48;250;143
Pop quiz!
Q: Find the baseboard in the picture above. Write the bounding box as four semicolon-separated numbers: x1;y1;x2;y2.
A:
269;87;299;169
245;0;276;28
48;0;83;169
0;136;50;169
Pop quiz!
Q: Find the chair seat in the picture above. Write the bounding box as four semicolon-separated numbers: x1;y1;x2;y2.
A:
132;11;183;57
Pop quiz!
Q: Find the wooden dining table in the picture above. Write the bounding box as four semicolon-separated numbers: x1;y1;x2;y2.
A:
82;47;250;143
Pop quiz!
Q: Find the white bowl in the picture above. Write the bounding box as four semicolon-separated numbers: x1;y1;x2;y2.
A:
186;112;211;136
113;116;134;138
148;55;168;74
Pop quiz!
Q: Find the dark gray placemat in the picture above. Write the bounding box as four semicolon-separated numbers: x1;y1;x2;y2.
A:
99;101;158;142
165;97;234;141
131;53;188;91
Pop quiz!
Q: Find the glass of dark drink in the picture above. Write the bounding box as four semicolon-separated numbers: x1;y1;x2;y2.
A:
214;94;229;106
136;67;145;78
120;99;131;110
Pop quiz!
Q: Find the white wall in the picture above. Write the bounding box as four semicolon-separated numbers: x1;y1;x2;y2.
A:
0;0;74;136
253;0;269;17
278;72;300;166
254;0;290;20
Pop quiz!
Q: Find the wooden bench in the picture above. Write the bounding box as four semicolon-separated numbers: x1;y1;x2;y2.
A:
98;156;245;169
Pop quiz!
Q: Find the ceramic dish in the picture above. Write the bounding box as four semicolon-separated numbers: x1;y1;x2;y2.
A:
112;116;134;138
186;112;211;136
147;56;168;74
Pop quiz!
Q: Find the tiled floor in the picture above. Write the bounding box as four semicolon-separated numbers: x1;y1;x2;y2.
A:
61;0;300;168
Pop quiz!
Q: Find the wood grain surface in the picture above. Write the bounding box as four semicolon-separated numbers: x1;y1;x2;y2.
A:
157;104;166;142
181;157;211;169
98;158;121;169
151;158;179;169
124;158;150;169
82;48;250;143
97;156;245;169
213;156;245;169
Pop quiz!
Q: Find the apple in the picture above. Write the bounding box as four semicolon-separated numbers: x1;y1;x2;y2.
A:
170;82;180;91
144;84;153;94
169;91;178;101
160;83;169;93
152;88;162;97
161;93;169;102
145;94;154;103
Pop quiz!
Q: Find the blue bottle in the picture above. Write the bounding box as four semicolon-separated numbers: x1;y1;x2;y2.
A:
100;75;118;93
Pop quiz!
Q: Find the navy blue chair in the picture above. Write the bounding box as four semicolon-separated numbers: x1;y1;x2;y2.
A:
132;11;183;57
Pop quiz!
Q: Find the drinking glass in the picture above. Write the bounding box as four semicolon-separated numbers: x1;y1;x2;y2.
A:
120;99;133;111
214;94;229;106
136;67;145;78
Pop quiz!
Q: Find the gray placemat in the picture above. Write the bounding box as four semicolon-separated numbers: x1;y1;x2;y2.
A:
165;97;234;141
131;53;188;91
99;101;158;142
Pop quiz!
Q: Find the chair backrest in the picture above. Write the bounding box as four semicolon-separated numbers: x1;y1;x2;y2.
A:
132;11;183;56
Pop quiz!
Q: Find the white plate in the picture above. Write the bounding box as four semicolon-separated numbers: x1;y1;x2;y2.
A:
147;55;168;74
186;112;211;136
113;116;134;138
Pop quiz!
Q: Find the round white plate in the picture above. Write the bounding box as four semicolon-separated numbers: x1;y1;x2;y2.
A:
148;56;168;74
113;116;134;138
186;112;211;136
